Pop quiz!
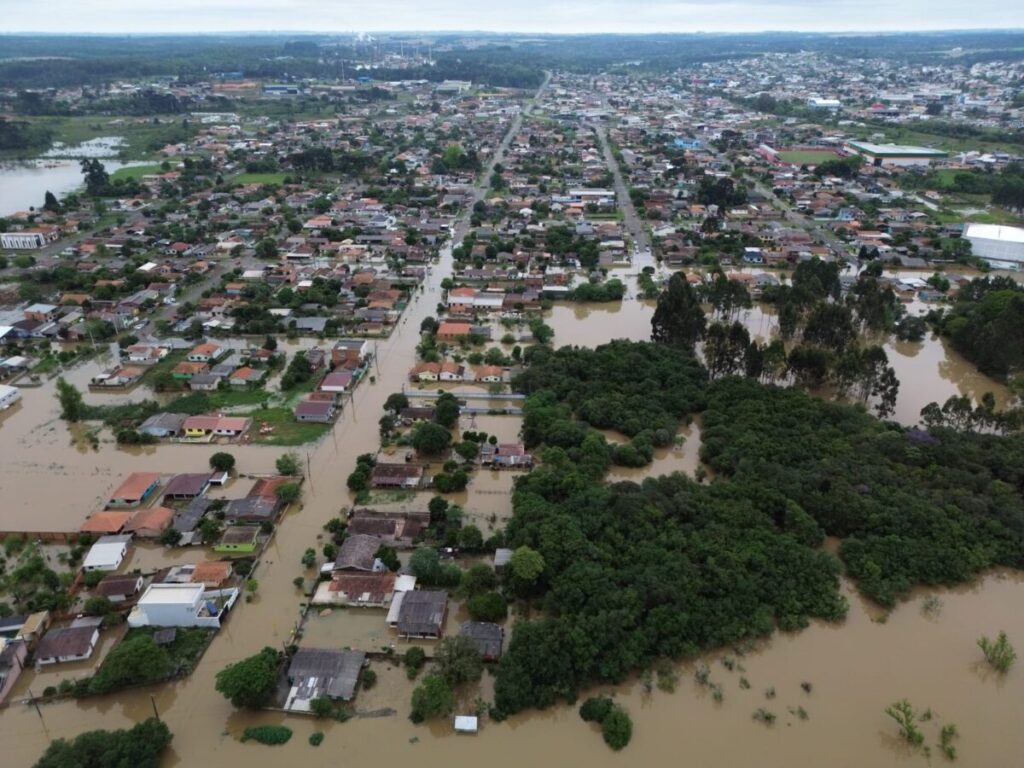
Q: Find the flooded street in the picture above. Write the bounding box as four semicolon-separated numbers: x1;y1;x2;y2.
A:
2;115;1022;767
3;568;1022;768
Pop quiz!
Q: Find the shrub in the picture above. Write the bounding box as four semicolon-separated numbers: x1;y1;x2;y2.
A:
209;452;236;473
310;697;333;718
405;646;426;679
601;706;633;750
978;631;1016;673
240;725;292;745
361;668;377;689
467;591;508;622
309;731;324;747
410;674;455;723
579;696;614;723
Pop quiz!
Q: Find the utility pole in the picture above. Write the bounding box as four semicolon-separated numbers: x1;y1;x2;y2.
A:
150;694;160;721
27;688;43;720
305;452;313;491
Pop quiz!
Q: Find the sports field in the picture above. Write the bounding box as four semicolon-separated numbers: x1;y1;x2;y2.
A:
776;149;840;165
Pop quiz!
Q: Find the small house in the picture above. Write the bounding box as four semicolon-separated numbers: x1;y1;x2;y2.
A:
393;590;448;639
138;413;188;439
95;574;145;603
82;535;131;572
370;463;424;489
284;648;366;710
214;526;259;554
35;620;101;665
107;472;161;508
459;621;504;660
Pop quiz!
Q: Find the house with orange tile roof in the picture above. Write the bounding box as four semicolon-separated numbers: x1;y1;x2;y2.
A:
80;511;133;535
107;473;162;509
123;506;175;538
190;561;233;588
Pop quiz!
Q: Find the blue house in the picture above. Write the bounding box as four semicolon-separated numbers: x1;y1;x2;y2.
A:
673;138;702;150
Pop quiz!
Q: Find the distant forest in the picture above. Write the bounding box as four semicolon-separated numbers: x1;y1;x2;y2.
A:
3;31;1024;89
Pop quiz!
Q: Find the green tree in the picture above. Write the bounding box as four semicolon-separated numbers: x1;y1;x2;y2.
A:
651;273;706;349
56;377;85;421
32;718;172;768
89;634;171;694
467;591;508;622
601;706;633;751
209;452;236;473
457;524;484;552
275;482;301;505
434;635;483;685
412;422;452;455
461;563;497;596
276;452;300;475
214;647;279;709
435;393;460;428
384;392;410;413
508;546;545;591
409;546;441;583
409;674;455;723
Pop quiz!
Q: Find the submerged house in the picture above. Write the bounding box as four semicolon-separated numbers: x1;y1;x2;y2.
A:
392;590;448;639
126;583;239;629
284;648;366;710
34;619;102;665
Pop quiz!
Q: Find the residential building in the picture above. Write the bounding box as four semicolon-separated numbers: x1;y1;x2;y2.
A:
107;472;161;508
127;583;239;629
35;620;101;665
82;535;131;572
284;648;366;710
393;590;448;639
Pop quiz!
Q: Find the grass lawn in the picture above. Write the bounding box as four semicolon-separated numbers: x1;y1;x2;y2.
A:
208;388;272;409
363;489;415;505
233;172;288;186
109;163;173;182
777;149;840;165
245;406;330;446
140;350;188;384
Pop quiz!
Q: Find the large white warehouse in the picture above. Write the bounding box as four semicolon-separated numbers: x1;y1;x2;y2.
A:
964;224;1024;269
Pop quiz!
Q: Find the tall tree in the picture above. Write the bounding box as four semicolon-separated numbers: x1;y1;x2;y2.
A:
651;274;706;349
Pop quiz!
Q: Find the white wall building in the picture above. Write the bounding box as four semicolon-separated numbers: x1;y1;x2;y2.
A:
0;385;21;411
127;583;239;629
82;535;130;572
1;230;59;250
965;223;1024;269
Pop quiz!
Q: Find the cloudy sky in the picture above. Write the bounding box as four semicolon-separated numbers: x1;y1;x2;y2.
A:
2;0;1021;34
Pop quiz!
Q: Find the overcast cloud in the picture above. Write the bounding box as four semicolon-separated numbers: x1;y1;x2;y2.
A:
1;0;1021;34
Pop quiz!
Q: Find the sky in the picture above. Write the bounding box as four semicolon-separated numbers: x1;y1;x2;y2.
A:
1;0;1022;35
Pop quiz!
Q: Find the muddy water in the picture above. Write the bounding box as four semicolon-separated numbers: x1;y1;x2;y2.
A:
3;104;1023;766
545;287;1011;426
3;572;1022;767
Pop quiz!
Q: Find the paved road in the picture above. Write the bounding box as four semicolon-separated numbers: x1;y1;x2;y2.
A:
594;122;655;272
746;176;860;273
451;71;551;245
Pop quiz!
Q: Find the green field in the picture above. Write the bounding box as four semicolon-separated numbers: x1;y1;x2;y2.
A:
777;149;840;165
246;406;329;446
233;172;288;186
109;163;174;182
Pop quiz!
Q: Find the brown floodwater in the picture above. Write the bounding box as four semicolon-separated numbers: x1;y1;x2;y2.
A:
3;115;1023;765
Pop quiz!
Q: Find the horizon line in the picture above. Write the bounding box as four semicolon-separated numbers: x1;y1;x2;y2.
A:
1;27;1022;37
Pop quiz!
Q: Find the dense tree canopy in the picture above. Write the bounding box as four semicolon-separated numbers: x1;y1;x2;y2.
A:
33;718;172;768
933;277;1024;377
